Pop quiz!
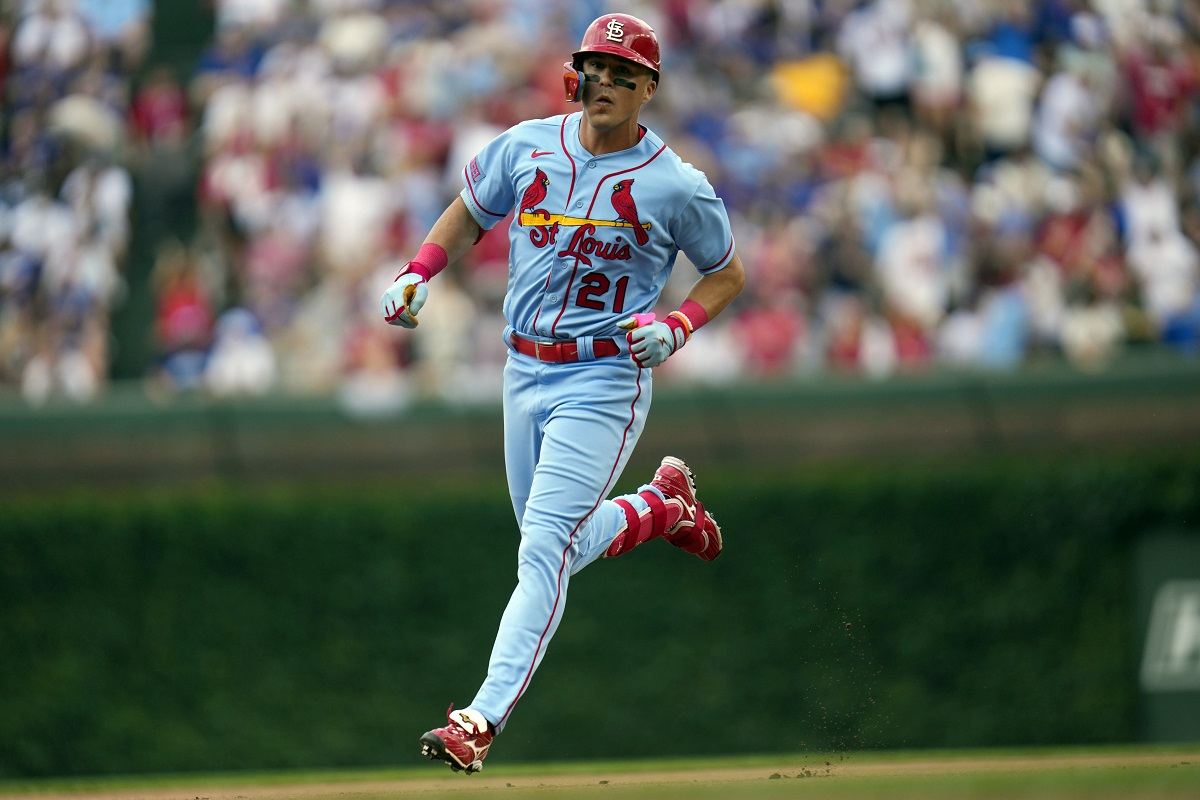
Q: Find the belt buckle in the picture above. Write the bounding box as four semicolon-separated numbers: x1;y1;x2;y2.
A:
534;340;544;361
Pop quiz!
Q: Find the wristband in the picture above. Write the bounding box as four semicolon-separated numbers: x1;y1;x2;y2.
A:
664;313;690;342
400;242;449;282
665;299;710;342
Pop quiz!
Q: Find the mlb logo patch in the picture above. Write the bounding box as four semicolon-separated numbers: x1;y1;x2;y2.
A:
469;157;484;183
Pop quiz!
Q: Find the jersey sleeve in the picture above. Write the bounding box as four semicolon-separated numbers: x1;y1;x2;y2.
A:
459;129;516;230
671;177;736;274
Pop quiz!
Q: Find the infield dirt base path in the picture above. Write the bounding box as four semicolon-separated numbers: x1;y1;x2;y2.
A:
7;749;1199;800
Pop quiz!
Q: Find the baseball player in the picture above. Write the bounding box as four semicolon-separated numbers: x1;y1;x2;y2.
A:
381;13;745;773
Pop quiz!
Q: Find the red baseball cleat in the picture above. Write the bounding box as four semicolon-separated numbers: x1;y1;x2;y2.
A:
651;456;723;561
419;705;493;774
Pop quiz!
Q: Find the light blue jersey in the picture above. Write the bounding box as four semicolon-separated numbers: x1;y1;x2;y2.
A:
454;111;735;732
460;112;735;340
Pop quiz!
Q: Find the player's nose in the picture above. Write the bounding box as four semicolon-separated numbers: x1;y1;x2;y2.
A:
592;65;616;86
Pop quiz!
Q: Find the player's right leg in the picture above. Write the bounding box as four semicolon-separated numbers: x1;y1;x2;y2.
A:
419;705;494;774
420;354;650;768
419;354;542;773
469;356;651;730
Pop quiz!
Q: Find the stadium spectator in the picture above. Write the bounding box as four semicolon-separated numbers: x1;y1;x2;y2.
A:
130;66;189;149
11;0;90;77
75;0;151;71
205;306;276;396
151;238;214;392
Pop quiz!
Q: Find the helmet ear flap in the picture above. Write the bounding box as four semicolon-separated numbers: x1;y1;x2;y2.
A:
563;61;584;102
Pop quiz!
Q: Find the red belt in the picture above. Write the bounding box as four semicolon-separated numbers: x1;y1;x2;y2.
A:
510;331;621;363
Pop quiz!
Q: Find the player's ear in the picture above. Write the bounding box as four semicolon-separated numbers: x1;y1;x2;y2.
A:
642;77;657;104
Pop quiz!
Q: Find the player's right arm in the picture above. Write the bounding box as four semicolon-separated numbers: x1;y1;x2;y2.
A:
381;198;482;328
426;196;486;262
384;125;520;328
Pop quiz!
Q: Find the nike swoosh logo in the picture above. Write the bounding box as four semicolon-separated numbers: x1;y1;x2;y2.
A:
531;150;555;159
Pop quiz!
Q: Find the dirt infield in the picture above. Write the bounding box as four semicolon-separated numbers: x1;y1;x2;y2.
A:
6;748;1198;800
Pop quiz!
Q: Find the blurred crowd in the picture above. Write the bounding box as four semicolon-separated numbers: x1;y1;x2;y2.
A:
0;0;149;403
3;0;1200;407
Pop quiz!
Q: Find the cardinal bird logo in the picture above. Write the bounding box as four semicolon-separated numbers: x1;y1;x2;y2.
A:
520;168;550;217
611;179;648;246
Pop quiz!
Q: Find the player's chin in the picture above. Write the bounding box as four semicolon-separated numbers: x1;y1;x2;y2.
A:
586;105;624;129
588;98;617;117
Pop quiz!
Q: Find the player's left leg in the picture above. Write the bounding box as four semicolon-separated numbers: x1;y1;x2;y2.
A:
600;456;723;561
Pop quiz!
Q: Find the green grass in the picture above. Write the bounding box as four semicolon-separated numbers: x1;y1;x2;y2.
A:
2;746;1197;800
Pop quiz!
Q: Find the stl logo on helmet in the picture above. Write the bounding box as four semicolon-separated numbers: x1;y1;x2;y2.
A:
605;19;625;41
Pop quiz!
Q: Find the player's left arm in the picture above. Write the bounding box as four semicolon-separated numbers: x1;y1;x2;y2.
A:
681;253;746;322
620;255;744;368
621;172;745;368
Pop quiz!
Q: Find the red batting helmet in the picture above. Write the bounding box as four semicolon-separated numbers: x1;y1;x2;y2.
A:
564;13;660;101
